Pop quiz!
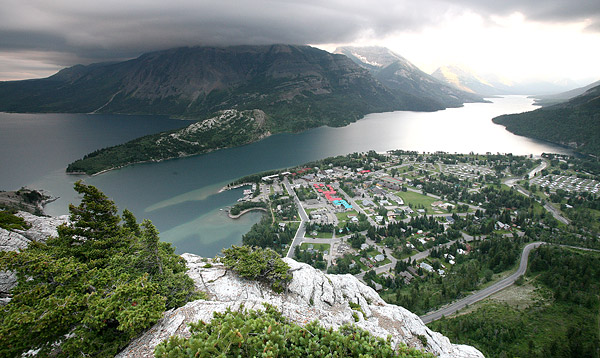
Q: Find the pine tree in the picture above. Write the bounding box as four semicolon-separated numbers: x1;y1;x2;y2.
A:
0;182;198;357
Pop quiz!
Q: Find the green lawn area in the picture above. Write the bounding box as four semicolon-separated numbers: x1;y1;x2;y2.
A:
300;243;330;252
375;258;391;267
312;231;333;239
364;247;382;257
352;255;369;271
396;190;437;208
335;210;359;225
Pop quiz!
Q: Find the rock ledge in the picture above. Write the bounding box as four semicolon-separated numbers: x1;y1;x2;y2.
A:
118;254;483;358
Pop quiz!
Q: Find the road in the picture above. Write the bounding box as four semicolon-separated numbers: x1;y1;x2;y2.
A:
283;178;309;258
503;158;570;225
335;185;380;228
528;157;548;179
420;241;544;324
544;202;571;225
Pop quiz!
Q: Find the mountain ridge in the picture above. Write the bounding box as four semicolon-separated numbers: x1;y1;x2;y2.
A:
532;79;600;106
493;84;600;156
118;253;484;358
431;65;504;97
334;46;486;108
0;45;405;130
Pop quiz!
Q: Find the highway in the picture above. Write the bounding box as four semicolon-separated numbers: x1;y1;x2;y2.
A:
420;241;544;324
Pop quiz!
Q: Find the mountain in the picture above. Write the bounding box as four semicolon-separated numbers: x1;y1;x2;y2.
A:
1;44;488;174
533;79;600;106
493;84;600;156
0;44;455;133
334;46;485;108
431;65;504;97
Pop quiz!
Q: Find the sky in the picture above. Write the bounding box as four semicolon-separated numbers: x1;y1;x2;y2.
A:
1;0;599;86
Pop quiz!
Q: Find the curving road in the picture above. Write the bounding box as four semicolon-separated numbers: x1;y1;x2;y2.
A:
420;241;544;324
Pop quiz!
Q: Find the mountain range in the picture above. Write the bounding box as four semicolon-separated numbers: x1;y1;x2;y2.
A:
0;44;492;174
0;45;486;134
431;65;505;97
431;65;594;97
334;47;484;107
533;79;600;106
0;45;406;132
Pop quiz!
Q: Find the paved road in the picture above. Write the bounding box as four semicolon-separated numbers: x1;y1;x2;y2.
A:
420;241;544;324
544;202;571;225
284;179;309;258
335;185;380;228
503;161;571;226
528;157;548;179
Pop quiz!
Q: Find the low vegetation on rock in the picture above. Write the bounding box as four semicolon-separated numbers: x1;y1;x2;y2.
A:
220;245;292;293
154;304;434;358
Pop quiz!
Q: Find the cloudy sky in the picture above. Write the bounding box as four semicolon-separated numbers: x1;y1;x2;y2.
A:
1;0;599;85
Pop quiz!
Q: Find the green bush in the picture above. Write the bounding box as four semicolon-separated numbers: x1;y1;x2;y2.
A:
155;304;434;358
0;210;29;230
220;246;291;293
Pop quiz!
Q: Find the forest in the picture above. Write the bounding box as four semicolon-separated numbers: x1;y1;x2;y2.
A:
429;246;600;358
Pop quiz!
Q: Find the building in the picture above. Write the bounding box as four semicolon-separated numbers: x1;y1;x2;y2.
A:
419;262;434;272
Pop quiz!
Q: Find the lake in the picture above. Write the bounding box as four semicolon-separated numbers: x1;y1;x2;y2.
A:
0;96;570;256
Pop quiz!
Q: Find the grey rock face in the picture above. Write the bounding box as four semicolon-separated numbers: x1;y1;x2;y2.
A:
118;254;483;358
0;211;68;304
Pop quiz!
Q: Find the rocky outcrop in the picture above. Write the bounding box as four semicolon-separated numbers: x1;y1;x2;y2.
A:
118;254;483;358
0;211;68;252
0;211;68;304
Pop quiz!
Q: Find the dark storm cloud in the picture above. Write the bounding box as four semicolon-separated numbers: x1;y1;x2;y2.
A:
0;0;597;72
0;0;445;67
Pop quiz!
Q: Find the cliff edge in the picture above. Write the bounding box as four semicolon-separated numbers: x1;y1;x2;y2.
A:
118;254;483;358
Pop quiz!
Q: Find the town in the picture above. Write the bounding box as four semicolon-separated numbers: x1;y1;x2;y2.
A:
226;150;600;316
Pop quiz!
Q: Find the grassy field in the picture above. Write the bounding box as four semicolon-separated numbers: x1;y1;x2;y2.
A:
335;210;359;225
313;231;333;239
300;243;330;252
396;190;437;208
287;221;300;232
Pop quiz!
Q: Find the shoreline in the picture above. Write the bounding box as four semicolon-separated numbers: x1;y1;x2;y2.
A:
219;182;252;193
227;207;268;219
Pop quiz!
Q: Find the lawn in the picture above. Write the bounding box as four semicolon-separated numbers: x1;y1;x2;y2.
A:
300;243;331;252
313;231;334;239
335;210;359;225
396;190;437;208
364;247;382;257
287;221;300;232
